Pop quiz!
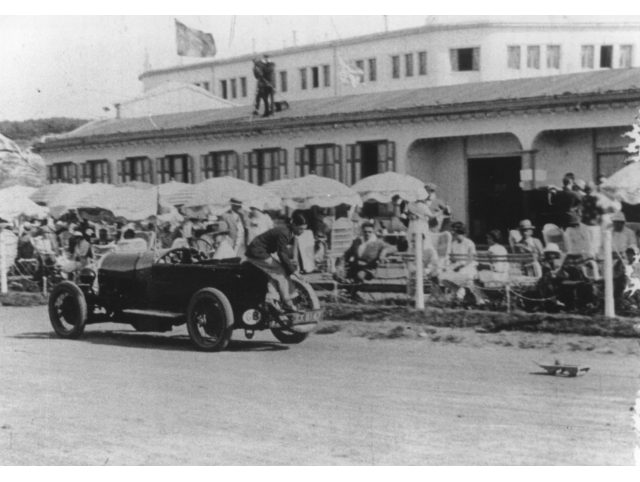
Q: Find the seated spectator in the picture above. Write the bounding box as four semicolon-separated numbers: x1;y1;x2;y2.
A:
17;223;36;260
439;222;481;303
116;229;148;253
477;229;509;285
564;214;595;257
611;211;638;254
73;228;94;270
514;219;544;258
342;221;392;282
211;226;236;260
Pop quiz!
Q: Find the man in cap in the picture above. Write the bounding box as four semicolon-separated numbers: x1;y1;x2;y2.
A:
611;211;638;254
245;213;308;313
221;198;250;257
514;219;544;258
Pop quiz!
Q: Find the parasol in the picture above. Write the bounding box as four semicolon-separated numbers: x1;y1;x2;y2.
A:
182;177;282;214
262;175;361;210
600;161;640;206
351;172;428;203
159;180;192;206
0;185;48;220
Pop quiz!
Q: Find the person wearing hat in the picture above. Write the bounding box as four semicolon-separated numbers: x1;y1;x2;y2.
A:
514;219;544;258
211;225;236;260
245;213;308;313
611;211;638;254
221;198;250;257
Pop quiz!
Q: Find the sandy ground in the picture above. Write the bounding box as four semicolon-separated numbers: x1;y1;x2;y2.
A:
0;305;638;465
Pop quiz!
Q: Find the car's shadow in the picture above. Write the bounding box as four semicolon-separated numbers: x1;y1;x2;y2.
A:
12;330;289;352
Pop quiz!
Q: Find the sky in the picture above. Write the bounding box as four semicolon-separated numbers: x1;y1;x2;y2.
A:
2;8;640;122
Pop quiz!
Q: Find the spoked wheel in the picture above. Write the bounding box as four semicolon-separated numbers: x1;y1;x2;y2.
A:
186;288;234;351
48;281;87;338
271;278;320;344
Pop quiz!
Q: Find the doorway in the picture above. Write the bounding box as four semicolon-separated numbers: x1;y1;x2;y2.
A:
467;156;523;243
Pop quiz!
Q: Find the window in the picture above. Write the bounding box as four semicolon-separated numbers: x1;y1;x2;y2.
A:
243;149;287;185
157;155;192;183
507;46;521;69
80;160;110;183
391;55;400;79
344;141;396;185
118;157;152;183
220;80;228;99
300;68;307;90
368;58;377;81
311;66;320;88
279;71;288;92
405;53;414;77
323;65;331;87
48;162;78;184
581;45;594;69
354;60;365;83
230;78;237;98
600;45;613;68
450;47;480;71
546;45;561;69
202;151;239;179
295;144;342;181
240;77;247;97
418;51;427;75
527;45;540;69
620;45;633;68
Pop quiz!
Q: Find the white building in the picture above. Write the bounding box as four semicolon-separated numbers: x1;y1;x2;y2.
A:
140;19;640;105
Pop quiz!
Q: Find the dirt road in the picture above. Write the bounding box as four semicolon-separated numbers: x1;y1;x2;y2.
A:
0;305;638;465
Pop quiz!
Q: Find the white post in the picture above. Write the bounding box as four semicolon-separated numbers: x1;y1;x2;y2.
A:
0;230;7;295
414;232;425;310
602;214;615;318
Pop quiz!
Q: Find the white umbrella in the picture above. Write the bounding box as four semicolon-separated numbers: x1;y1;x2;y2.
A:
33;183;104;218
0;186;48;220
183;177;282;213
263;175;361;210
600;161;640;206
158;180;192;206
351;172;428;203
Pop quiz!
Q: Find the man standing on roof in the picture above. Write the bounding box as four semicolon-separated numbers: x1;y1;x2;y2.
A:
252;54;275;117
245;213;308;313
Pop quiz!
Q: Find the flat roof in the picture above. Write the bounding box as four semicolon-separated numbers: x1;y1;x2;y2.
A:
37;68;640;151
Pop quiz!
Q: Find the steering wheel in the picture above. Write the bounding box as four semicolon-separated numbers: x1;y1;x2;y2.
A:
156;247;207;265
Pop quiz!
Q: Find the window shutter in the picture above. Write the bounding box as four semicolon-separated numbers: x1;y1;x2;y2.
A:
241;152;250;181
153;157;163;184
117;159;124;183
279;149;288;179
80;162;88;183
200;154;208;179
294;147;303;178
387;141;396;171
333;145;343;182
187;155;194;183
345;144;355;185
70;163;78;183
449;49;458;71
472;48;480;70
47;166;54;183
377;143;388;173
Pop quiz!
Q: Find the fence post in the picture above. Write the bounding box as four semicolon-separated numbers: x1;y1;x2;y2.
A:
414;232;425;310
0;230;7;295
602;214;615;318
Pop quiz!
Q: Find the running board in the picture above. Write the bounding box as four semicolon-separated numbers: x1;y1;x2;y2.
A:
121;309;184;320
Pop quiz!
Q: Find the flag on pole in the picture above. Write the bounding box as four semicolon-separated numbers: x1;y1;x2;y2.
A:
175;19;217;57
337;56;364;88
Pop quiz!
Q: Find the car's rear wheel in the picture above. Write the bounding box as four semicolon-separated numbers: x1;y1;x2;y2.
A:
48;281;87;339
186;288;234;351
271;278;319;344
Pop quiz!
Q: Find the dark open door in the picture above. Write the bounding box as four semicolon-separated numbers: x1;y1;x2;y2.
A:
467;156;523;244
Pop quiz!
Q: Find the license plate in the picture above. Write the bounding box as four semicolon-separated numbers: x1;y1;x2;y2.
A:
291;309;323;324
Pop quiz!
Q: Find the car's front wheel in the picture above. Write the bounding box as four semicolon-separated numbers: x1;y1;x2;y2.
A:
271;278;320;344
48;281;87;339
186;288;234;351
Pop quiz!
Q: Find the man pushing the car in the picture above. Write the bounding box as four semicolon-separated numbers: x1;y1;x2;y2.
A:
245;213;307;313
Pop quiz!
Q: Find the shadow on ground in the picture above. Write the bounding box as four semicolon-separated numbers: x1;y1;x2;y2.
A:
12;330;289;352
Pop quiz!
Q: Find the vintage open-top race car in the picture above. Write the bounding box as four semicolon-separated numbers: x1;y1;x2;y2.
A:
47;247;322;351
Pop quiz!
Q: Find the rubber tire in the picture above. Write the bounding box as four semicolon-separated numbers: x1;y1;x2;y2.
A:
271;278;320;344
186;287;234;351
48;281;87;339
